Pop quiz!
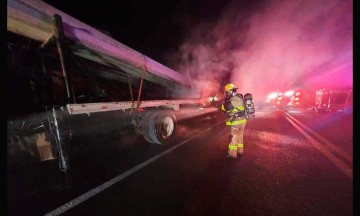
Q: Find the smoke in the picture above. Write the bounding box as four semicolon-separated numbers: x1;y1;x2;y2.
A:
169;0;352;100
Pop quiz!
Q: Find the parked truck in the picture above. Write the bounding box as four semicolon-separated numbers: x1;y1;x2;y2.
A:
314;88;352;113
7;0;217;177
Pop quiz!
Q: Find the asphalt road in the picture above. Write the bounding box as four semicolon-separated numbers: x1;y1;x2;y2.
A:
7;109;353;216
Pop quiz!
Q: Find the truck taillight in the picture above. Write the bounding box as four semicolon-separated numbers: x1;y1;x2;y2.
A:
294;97;300;101
295;92;301;96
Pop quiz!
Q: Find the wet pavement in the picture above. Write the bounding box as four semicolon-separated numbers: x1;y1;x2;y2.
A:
7;110;353;216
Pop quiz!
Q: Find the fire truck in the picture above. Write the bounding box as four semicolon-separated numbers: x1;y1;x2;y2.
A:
288;89;315;107
314;88;352;113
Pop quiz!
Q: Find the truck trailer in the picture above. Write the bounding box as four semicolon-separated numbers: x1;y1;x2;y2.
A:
7;0;217;177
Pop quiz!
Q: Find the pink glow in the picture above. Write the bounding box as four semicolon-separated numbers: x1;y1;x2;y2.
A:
170;0;352;100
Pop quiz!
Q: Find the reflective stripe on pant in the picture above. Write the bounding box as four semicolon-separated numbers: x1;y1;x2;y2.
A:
226;118;247;126
228;122;246;157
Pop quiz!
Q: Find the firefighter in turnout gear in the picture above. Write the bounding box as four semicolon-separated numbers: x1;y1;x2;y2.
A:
220;83;247;158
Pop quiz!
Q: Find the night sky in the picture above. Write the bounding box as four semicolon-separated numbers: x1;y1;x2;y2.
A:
42;0;352;99
43;0;234;66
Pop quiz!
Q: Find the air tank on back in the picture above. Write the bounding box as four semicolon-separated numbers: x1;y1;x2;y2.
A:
244;93;255;119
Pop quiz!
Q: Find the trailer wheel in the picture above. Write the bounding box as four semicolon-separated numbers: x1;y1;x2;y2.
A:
141;110;177;144
141;111;158;144
155;111;176;144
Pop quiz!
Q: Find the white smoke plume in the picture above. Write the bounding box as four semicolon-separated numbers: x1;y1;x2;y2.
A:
169;0;352;100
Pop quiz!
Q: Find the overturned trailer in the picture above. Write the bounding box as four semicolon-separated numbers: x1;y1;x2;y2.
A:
7;0;215;176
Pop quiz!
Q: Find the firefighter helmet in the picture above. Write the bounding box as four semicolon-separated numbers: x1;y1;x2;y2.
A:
224;83;238;98
224;83;237;92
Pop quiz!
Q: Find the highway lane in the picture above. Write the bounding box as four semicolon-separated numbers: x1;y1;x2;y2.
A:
285;110;353;158
7;109;353;216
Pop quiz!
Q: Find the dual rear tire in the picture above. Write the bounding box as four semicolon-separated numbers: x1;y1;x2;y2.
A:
140;110;177;144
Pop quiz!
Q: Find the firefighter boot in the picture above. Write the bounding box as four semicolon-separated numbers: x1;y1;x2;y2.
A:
227;143;238;158
225;152;237;158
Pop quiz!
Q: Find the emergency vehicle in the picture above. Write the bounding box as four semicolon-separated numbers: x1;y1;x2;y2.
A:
315;88;352;113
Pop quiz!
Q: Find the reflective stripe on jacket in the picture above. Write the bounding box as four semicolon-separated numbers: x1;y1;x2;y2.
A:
220;104;245;113
220;95;247;126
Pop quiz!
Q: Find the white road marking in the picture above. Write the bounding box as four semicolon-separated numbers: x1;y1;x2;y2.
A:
44;120;224;216
284;112;352;164
283;113;352;180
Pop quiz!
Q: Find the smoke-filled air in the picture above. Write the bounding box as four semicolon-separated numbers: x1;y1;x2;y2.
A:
169;0;352;100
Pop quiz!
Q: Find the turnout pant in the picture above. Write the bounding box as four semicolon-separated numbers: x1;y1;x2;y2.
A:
228;122;246;158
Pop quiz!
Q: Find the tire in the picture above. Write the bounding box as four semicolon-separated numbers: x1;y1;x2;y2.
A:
141;110;177;144
155;110;177;144
140;111;158;144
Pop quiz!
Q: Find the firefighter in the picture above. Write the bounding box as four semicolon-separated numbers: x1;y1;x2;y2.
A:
220;83;247;158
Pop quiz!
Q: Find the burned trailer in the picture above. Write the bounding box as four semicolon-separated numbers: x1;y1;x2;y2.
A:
7;0;211;176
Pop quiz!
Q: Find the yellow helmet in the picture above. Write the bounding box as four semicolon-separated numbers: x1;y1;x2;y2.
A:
224;83;237;92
